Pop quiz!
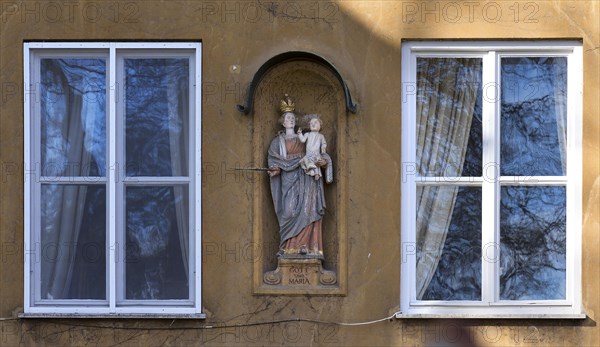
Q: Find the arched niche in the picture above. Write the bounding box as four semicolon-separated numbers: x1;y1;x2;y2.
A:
246;53;351;295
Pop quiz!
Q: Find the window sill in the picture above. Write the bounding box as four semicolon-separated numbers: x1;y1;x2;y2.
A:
395;312;586;319
18;312;206;319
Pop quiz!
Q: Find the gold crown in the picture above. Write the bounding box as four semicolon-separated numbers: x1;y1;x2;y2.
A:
280;94;295;113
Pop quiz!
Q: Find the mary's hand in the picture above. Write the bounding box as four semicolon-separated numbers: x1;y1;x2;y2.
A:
267;166;281;177
316;158;327;167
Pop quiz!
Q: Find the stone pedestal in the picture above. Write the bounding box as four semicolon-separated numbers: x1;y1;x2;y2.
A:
263;258;337;291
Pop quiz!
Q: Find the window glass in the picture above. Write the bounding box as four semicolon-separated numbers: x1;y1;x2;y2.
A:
41;58;106;177
500;57;567;176
41;184;106;300
417;186;482;301
416;58;482;177
500;186;566;300
125;58;189;177
125;186;189;300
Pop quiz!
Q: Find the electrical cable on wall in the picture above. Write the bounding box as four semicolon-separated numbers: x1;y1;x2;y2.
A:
0;313;397;330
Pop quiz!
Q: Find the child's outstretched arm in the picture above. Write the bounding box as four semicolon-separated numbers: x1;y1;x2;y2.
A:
297;128;307;142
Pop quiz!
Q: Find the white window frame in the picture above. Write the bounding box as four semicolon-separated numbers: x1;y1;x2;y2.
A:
23;42;204;318
399;41;583;318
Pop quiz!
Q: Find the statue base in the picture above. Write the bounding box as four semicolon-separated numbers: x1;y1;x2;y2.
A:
260;258;337;294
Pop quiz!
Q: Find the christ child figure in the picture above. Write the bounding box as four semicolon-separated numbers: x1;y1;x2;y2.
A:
297;114;327;181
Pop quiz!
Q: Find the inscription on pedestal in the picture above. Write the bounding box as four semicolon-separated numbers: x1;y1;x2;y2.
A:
285;264;316;285
263;258;337;292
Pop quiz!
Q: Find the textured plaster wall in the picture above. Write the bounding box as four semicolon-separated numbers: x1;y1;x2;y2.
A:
0;0;598;346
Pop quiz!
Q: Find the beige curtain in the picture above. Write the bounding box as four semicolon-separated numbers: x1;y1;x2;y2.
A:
415;58;480;299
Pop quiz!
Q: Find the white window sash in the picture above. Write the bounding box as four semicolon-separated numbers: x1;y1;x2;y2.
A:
400;41;583;318
23;42;203;317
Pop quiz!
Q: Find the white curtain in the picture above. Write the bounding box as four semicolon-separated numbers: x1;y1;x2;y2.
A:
167;70;190;280
415;59;480;299
552;59;568;175
41;60;100;299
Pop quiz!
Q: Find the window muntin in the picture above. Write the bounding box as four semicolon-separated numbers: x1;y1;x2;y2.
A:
24;42;202;316
401;42;582;317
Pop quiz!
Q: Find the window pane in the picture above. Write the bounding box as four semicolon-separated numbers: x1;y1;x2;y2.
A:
416;186;481;300
501;57;567;176
125;186;189;300
40;184;106;299
125;59;189;177
416;58;482;177
500;186;566;300
41;59;106;177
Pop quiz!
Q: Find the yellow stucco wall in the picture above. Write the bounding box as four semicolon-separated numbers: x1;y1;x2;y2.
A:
0;1;598;345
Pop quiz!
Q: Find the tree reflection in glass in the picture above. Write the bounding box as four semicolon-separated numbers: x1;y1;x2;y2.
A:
417;186;482;300
125;186;189;300
41;58;106;177
500;186;566;300
125;58;189;177
41;185;106;299
123;58;190;300
415;57;483;301
501;57;567;176
416;58;482;177
39;58;107;300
